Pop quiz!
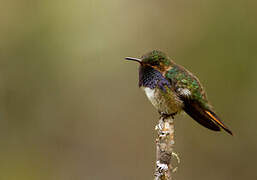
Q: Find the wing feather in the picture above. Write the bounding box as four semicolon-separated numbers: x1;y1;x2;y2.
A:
166;65;233;135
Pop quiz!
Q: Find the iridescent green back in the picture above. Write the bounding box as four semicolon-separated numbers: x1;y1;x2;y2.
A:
166;64;210;109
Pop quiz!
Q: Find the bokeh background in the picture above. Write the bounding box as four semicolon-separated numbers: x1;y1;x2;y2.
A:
0;0;257;179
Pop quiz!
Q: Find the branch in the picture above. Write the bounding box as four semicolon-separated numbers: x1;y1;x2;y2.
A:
154;116;179;180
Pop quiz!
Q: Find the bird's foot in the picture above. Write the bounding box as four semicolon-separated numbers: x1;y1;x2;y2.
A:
159;112;177;119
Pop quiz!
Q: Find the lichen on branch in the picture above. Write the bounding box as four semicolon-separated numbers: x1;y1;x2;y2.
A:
154;116;178;180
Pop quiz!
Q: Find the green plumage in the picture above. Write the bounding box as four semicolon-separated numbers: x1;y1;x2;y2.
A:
166;64;210;109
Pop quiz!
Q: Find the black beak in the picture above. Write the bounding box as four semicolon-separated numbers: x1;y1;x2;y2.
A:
125;57;142;63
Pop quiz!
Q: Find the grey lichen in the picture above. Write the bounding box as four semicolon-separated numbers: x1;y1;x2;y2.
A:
154;116;179;180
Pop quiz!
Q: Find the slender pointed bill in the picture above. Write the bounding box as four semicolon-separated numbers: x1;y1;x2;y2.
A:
125;57;142;63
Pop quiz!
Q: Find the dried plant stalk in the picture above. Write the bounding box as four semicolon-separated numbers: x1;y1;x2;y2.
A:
154;116;177;180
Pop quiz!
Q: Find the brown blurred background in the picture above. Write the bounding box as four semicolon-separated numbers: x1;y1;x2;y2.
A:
0;0;257;179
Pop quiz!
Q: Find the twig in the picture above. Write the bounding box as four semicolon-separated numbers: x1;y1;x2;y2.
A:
154;116;178;180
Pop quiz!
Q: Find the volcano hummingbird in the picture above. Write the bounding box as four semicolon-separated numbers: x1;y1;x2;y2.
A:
125;50;233;135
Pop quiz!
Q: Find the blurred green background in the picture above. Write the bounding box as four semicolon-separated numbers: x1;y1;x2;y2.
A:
0;0;257;179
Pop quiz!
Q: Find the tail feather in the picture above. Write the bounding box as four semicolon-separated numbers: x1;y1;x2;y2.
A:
183;100;233;135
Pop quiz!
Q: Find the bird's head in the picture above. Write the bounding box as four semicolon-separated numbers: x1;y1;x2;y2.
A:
125;50;172;72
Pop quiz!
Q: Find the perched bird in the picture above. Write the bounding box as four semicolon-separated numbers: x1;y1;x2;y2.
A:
125;50;233;135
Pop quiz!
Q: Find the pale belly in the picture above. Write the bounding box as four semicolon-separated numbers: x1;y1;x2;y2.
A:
142;87;183;115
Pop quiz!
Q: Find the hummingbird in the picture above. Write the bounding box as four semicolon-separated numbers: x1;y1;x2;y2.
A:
125;50;233;135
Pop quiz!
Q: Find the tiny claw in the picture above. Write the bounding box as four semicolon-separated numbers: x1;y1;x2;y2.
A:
159;112;177;119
